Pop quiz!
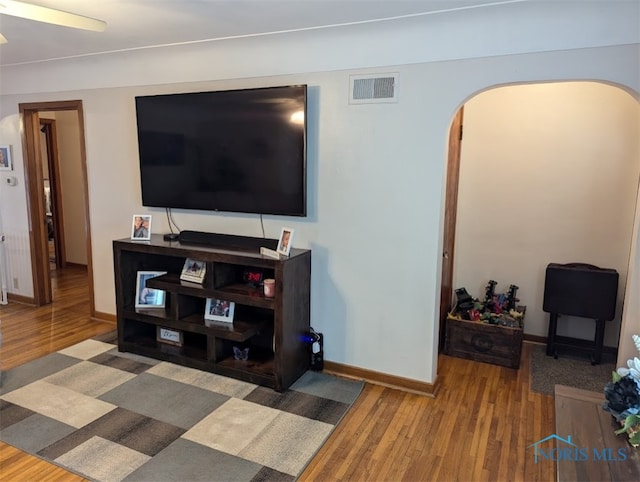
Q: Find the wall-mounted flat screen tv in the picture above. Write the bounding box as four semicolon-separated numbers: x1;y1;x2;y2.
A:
135;85;307;216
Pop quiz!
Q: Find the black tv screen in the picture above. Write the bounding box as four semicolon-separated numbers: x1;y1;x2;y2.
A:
135;85;307;216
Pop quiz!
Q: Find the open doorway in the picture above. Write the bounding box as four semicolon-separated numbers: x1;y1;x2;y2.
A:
20;100;95;314
439;81;639;355
39;118;66;271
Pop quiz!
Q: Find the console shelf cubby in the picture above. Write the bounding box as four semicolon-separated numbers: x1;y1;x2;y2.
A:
113;234;311;391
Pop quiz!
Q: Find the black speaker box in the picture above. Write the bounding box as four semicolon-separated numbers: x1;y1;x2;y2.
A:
542;263;618;320
178;231;278;251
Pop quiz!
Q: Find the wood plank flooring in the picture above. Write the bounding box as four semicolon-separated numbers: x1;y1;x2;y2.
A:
0;266;556;481
300;345;555;481
0;265;114;370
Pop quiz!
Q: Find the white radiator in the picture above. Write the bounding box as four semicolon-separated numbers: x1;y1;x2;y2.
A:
0;230;33;301
0;234;7;304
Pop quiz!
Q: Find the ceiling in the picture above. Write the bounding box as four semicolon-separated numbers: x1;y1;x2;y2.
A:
0;0;522;67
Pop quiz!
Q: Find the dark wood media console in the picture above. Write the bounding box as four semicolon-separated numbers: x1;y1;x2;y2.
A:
113;234;311;391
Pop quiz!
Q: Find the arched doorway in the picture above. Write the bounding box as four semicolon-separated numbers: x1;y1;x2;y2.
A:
440;81;640;361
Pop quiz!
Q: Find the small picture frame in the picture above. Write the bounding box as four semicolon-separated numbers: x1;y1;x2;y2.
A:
157;326;183;347
0;145;12;171
276;227;294;256
205;298;235;323
181;258;206;284
131;215;152;240
135;271;167;308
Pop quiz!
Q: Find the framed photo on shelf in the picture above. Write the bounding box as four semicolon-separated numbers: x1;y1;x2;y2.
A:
0;145;12;171
181;258;206;283
276;227;294;256
135;271;167;308
204;298;235;323
157;326;183;347
131;214;152;241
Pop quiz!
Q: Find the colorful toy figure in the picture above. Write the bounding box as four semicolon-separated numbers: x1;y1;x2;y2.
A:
506;284;519;311
483;280;498;311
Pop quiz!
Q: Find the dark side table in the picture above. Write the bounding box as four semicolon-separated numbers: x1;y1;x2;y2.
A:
543;262;618;365
554;385;640;482
546;314;608;364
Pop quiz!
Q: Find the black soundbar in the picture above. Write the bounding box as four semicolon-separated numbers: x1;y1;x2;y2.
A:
178;230;278;251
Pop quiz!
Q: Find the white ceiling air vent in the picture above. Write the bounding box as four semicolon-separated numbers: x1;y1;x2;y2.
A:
349;73;399;104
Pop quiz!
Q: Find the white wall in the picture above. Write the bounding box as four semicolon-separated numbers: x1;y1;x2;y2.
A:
0;114;31;295
618;197;640;367
454;82;640;347
2;1;638;96
0;3;638;384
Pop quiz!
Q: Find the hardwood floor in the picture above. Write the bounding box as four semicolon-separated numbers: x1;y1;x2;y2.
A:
0;265;114;370
300;345;555;482
0;267;555;481
0;265;113;482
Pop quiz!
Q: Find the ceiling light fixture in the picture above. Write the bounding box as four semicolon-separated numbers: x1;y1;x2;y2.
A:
0;0;106;44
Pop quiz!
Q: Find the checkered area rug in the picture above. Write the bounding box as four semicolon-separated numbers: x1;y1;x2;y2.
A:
0;334;363;482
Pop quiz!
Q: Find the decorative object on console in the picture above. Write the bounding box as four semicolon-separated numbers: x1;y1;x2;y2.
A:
204;298;235;323
242;268;264;287
260;247;280;259
603;334;640;448
135;271;167;308
180;258;206;283
0;145;12;171
263;278;275;298
157;326;183;347
131;214;152;241
277;227;294;256
233;346;250;361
